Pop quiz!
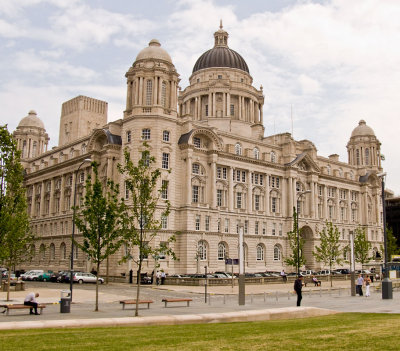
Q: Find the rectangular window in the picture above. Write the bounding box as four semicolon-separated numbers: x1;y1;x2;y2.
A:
163;130;170;142
222;167;227;179
271;197;277;213
237;192;242;209
340;207;345;221
162;153;169;169
217;189;223;206
262;223;266;235
242;171;246;183
224;218;229;233
318;185;323;196
192;163;200;174
329;206;333;219
192;185;199;203
255;221;259;235
279;223;283;236
195;215;200;231
255;194;260;211
217;218;221;232
205;216;210;231
126;130;131;143
161;180;168;200
272;223;276;236
230;104;234;116
205;104;208;116
260;175;263;186
217;167;221;179
244;220;248;234
161;215;168;229
193;137;201;148
236;170;241;181
141;129;151;140
270;176;280;188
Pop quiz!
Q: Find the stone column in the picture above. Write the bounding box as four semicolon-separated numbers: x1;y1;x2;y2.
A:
260;103;263;125
138;77;143;105
60;176;65;212
49;178;55;215
186;151;192;205
210;157;217;208
336;188;340;220
228;167;234;211
153;77;158;105
247;171;252;213
227;93;231;117
323;186;328;219
212;92;216;117
40;181;45;217
288;177;293;217
310;181;315;218
238;95;242;120
31;183;36;217
223;93;226;116
194;97;198;120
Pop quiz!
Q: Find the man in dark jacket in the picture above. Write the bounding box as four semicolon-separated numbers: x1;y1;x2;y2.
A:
294;275;303;306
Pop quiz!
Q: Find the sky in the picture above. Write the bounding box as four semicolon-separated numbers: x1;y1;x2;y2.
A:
1;0;399;193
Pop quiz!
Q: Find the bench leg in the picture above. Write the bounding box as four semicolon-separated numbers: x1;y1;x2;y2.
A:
6;309;9;316
122;304;125;310
164;301;167;308
187;301;190;307
147;303;150;309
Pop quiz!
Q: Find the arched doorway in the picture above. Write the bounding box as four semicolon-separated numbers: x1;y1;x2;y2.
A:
300;226;315;270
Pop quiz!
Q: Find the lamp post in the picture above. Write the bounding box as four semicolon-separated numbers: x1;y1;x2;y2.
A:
295;190;311;276
69;158;91;302
377;172;392;299
238;223;245;305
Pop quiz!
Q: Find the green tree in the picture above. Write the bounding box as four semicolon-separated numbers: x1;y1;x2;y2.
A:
387;226;399;261
73;162;125;311
354;226;372;266
118;143;177;316
284;208;306;272
313;221;344;287
0;125;33;301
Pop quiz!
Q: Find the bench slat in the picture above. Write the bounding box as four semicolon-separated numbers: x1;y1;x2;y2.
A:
0;304;45;316
162;298;192;307
119;300;153;310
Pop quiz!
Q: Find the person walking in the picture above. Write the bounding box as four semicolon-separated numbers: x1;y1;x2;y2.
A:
356;274;364;296
365;275;371;297
156;270;161;286
161;270;166;285
294;275;303;306
24;292;40;315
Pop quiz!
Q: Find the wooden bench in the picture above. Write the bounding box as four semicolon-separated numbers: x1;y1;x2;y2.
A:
161;298;192;308
0;304;46;316
119;300;153;310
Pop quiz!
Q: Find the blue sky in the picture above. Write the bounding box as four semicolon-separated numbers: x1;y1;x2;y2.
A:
1;0;399;192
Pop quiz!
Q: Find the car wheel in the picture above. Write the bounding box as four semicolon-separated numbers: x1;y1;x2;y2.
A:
100;280;104;284
78;279;83;284
43;278;47;282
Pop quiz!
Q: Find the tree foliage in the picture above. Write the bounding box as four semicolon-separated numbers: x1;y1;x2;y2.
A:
73;162;125;311
284;208;306;272
386;226;399;261
0;125;33;300
313;221;345;287
118;143;177;316
354;226;372;265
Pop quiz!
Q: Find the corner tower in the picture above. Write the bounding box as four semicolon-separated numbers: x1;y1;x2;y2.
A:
347;120;382;171
178;22;264;139
124;39;180;118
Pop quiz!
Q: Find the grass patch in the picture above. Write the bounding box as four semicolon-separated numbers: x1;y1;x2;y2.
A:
1;313;399;350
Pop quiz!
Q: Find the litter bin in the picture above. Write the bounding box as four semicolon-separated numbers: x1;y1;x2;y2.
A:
60;290;71;313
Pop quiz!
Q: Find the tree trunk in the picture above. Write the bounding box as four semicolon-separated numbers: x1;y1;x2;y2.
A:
95;262;100;311
6;267;11;301
135;261;142;317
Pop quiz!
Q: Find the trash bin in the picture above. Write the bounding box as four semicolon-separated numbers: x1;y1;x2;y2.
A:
60;290;71;313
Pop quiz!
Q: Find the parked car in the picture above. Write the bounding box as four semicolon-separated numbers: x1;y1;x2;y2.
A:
72;272;104;284
265;271;280;277
301;270;316;276
214;271;233;278
335;269;350;274
22;270;44;281
316;270;330;275
2;273;18;286
50;271;64;282
37;272;52;282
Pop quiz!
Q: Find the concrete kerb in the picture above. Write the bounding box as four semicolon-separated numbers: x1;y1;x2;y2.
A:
0;307;338;330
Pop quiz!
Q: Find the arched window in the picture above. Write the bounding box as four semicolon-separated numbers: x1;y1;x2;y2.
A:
197;241;207;260
235;143;242;156
253;147;259;160
60;242;66;260
146;79;153;105
356;149;360;165
273;245;281;261
270;151;276;163
218;242;227;260
39;244;46;260
161;81;167;107
49;243;55;261
256;244;264;261
365;148;369;165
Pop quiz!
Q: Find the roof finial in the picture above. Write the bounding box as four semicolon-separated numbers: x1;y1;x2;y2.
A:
220;19;223;29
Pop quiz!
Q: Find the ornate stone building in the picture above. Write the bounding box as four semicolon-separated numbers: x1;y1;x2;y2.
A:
13;25;385;276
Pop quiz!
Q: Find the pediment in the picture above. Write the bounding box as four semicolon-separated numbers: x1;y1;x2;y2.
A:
285;153;320;173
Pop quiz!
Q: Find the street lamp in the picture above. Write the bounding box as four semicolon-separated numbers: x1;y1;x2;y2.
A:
295;190;311;276
377;172;392;299
238;222;245;305
69;158;91;302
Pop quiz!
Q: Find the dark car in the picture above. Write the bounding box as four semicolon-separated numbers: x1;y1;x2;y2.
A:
50;271;64;282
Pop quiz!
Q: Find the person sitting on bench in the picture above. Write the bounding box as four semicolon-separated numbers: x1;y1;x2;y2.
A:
24;292;40;315
312;275;320;286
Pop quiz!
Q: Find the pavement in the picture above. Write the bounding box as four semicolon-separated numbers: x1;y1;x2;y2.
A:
0;280;399;330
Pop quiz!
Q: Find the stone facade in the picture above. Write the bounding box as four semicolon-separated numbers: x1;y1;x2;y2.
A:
13;25;385;277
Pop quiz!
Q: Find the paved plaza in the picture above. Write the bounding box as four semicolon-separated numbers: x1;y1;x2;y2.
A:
0;280;399;329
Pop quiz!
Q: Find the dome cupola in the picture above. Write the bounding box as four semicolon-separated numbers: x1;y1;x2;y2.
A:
192;21;249;74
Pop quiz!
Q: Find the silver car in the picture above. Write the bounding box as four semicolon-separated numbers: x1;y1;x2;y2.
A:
73;272;104;284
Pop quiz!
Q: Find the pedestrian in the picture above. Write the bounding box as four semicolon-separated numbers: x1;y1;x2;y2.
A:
281;269;287;283
156;270;161;285
151;270;155;284
356;274;364;296
161;270;166;285
24;292;40;315
365;275;371;297
294;275;303;306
